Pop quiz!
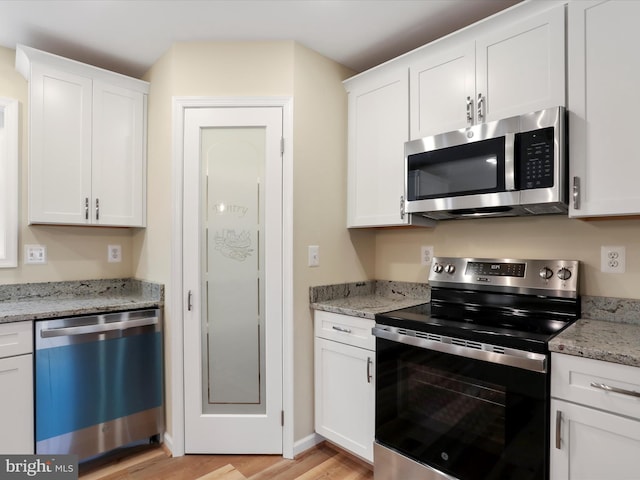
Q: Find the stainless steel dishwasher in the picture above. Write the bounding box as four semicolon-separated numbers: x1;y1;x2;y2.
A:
34;309;163;461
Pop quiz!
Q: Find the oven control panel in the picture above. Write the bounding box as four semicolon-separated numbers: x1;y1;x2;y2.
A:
429;256;579;297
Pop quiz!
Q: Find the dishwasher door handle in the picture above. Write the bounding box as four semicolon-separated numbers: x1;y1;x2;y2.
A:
40;316;159;338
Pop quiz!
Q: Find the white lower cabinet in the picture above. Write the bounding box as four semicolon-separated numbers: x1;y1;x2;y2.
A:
550;353;640;479
314;311;375;462
0;321;34;454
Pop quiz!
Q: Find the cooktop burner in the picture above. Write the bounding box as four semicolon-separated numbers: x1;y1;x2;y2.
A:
375;256;581;354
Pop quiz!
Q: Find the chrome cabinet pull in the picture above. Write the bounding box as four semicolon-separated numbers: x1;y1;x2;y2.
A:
572;176;581;210
367;356;373;383
84;197;89;220
466;96;473;125
332;325;352;334
400;195;405;220
555;410;562;449
95;198;100;221
590;382;640;398
477;93;485;122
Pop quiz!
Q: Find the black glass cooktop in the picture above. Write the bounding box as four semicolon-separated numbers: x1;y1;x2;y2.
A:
375;288;580;354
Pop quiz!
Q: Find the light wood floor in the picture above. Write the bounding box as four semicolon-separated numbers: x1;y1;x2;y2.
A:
79;442;374;480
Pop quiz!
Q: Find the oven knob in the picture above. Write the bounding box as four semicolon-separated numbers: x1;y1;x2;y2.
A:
557;267;572;281
445;264;456;274
539;267;553;280
433;263;444;274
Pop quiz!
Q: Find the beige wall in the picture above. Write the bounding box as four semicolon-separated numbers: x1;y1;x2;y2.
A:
0;46;134;285
291;43;374;439
374;215;640;299
136;41;368;446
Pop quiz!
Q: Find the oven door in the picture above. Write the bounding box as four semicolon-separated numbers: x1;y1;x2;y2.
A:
374;328;549;480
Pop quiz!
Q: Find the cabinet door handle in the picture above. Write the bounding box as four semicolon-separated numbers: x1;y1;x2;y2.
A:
466;96;474;125
367;356;373;383
477;93;485;122
187;290;193;311
590;382;640;398
95;198;100;221
400;195;405;220
84;197;89;220
332;325;352;334
555;410;562;449
572;176;581;210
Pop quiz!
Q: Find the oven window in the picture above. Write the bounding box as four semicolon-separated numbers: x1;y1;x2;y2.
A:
407;136;505;201
376;338;547;480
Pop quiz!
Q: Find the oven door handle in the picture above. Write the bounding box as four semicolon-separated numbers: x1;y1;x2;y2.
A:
372;326;547;373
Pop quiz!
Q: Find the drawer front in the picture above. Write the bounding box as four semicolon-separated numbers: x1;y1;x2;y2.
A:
314;310;375;350
552;353;640;419
0;321;33;358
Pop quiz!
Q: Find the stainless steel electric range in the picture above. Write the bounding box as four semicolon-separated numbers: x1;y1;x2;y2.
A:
373;257;580;480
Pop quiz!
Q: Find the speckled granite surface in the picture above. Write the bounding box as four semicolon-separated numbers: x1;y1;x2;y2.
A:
309;281;429;319
549;319;640;367
0;278;163;323
311;284;640;366
581;295;640;325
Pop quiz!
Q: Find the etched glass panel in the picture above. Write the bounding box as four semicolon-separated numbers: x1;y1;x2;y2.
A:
200;126;266;414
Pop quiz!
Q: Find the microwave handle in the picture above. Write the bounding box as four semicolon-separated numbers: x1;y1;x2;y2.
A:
504;133;516;191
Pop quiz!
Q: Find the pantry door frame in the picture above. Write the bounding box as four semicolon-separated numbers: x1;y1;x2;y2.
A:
170;96;294;458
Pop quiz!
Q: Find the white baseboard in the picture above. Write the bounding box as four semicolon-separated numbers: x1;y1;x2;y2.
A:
292;433;324;458
162;431;180;457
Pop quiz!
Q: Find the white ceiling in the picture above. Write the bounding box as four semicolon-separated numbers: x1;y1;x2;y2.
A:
0;0;521;78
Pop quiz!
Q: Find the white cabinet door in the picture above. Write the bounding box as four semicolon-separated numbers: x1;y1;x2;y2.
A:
92;81;146;226
29;64;92;224
477;4;565;122
409;4;565;139
568;0;640;217
20;46;148;227
0;354;34;454
410;43;475;139
550;398;640;480
346;69;410;227
314;337;375;462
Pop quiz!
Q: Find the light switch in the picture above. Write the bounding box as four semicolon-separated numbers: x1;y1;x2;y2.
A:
308;245;320;267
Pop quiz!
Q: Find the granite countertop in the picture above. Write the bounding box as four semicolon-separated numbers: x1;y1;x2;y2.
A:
550;318;640;368
311;284;640;367
0;278;164;323
309;280;429;319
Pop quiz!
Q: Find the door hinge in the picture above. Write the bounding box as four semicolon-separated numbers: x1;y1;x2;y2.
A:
281;410;285;426
280;137;285;156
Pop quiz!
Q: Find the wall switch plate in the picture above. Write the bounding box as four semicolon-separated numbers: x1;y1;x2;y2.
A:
24;244;46;264
601;245;626;273
421;245;434;266
308;245;319;267
108;244;122;263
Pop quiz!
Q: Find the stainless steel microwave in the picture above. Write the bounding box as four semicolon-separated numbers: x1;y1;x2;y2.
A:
404;106;567;220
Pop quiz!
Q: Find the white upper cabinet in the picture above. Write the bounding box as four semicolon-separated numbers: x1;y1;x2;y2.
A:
346;67;432;228
410;3;566;140
568;0;640;218
409;43;475;139
16;45;148;227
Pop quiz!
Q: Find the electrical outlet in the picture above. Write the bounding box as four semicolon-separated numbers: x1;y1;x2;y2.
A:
308;245;319;267
24;244;46;264
108;244;122;263
421;245;434;266
601;246;626;273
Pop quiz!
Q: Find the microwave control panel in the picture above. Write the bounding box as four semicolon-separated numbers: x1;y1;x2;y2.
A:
517;126;554;190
